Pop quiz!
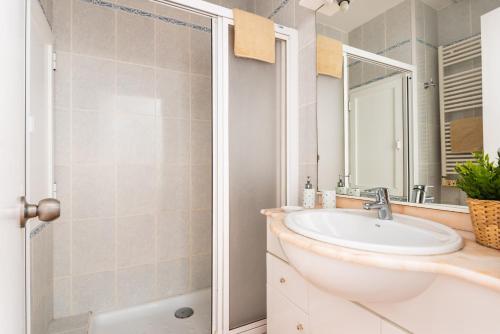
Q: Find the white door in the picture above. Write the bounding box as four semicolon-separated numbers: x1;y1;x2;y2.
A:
349;75;404;196
0;1;28;333
26;0;55;333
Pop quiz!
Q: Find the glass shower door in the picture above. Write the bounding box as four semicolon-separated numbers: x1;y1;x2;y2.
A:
228;28;285;330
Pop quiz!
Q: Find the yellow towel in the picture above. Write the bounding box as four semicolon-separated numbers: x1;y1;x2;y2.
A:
233;9;275;64
317;35;343;78
450;117;483;153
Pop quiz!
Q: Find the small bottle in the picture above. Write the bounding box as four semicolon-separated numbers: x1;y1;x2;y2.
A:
336;175;347;195
303;176;316;209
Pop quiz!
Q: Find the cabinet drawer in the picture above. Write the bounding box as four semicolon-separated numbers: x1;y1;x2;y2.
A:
267;253;308;311
267;218;288;261
267;284;309;334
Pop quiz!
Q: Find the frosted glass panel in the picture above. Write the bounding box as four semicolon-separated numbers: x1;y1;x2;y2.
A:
228;29;283;329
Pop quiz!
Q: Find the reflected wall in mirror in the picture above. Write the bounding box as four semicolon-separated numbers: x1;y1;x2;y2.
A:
315;0;500;207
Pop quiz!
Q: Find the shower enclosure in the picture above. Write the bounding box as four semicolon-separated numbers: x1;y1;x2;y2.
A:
26;0;298;333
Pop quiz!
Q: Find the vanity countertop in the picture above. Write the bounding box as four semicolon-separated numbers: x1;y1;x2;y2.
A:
261;208;500;293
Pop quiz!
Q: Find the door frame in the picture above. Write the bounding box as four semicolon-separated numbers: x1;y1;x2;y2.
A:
25;1;55;331
342;45;415;198
348;75;405;196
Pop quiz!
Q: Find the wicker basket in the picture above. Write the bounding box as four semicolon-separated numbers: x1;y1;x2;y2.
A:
467;198;500;250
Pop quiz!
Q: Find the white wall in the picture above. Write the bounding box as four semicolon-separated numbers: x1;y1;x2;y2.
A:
481;7;500;158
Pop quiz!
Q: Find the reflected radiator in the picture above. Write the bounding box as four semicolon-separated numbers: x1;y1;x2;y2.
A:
438;35;482;181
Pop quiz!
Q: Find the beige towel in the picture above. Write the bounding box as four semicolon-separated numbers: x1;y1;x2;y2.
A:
450;117;483;153
317;35;343;78
233;9;275;64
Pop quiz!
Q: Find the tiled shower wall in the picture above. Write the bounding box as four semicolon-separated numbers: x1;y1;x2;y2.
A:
52;0;213;317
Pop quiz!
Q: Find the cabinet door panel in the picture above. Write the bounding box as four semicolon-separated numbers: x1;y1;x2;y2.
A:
267;253;308;311
267;284;309;334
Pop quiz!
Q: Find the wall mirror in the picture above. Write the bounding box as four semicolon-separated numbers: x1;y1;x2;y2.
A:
315;0;499;209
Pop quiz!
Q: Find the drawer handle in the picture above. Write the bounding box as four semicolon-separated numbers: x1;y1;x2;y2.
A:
279;277;286;284
297;324;304;331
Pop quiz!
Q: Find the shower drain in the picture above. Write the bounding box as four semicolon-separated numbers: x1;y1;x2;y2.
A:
175;307;194;319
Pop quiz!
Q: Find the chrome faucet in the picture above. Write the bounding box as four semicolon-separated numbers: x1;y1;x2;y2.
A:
363;187;393;220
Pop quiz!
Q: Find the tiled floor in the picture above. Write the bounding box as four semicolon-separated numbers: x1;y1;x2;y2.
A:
90;289;211;334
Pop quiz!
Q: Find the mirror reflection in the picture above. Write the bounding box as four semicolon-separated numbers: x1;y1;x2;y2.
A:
315;0;498;207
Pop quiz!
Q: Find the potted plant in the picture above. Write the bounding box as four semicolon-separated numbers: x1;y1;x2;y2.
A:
456;152;500;250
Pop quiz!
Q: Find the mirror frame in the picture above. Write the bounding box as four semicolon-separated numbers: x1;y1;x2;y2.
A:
339;45;469;213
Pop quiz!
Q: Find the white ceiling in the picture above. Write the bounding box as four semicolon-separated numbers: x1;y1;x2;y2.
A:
316;0;457;32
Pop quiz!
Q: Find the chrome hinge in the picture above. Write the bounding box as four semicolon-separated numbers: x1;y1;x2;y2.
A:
52;183;57;198
52;52;57;70
348;100;353;111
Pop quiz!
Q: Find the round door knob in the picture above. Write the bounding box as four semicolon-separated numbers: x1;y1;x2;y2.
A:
296;324;304;331
280;277;286;284
20;196;61;227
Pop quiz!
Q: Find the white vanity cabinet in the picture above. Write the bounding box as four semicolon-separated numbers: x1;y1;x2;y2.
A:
266;218;408;334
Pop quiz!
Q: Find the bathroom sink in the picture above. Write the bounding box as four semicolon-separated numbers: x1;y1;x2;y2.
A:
285;209;463;255
278;209;464;303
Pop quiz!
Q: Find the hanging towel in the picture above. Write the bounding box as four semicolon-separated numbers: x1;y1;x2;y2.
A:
450;117;483;153
233;9;275;64
317;35;343;78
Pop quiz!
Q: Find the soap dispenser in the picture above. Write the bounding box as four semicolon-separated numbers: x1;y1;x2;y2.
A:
303;176;316;209
336;175;347;195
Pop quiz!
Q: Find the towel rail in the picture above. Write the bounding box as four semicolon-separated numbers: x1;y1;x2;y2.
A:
438;35;483;181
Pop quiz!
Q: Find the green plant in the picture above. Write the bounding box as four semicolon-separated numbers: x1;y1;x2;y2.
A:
455;152;500;200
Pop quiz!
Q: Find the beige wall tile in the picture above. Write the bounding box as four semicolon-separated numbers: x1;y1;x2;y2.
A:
159;118;190;164
117;11;155;66
190;210;212;256
72;271;115;314
190;253;211;290
72;0;116;58
117;164;156;217
72;218;115;275
72;110;114;164
117;265;156;307
190;74;212;121
53;277;71;318
55;52;71;109
55;165;72;221
116;63;156;116
115;113;156;164
155;68;190;119
155;6;190;71
190;29;212;76
117;215;155;267
72;55;115;112
53;220;71;278
55;110;71;166
191;120;212;165
157;259;189;297
158;164;189;211
191;165;212;210
72;164;115;219
157;210;189;261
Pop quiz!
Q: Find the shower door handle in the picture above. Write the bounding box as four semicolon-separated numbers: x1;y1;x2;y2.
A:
20;196;60;228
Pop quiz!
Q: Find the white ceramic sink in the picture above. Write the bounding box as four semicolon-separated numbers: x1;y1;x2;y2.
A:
285;209;463;255
279;209;464;303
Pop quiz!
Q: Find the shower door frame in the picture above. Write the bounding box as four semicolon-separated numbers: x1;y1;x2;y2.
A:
155;1;299;334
